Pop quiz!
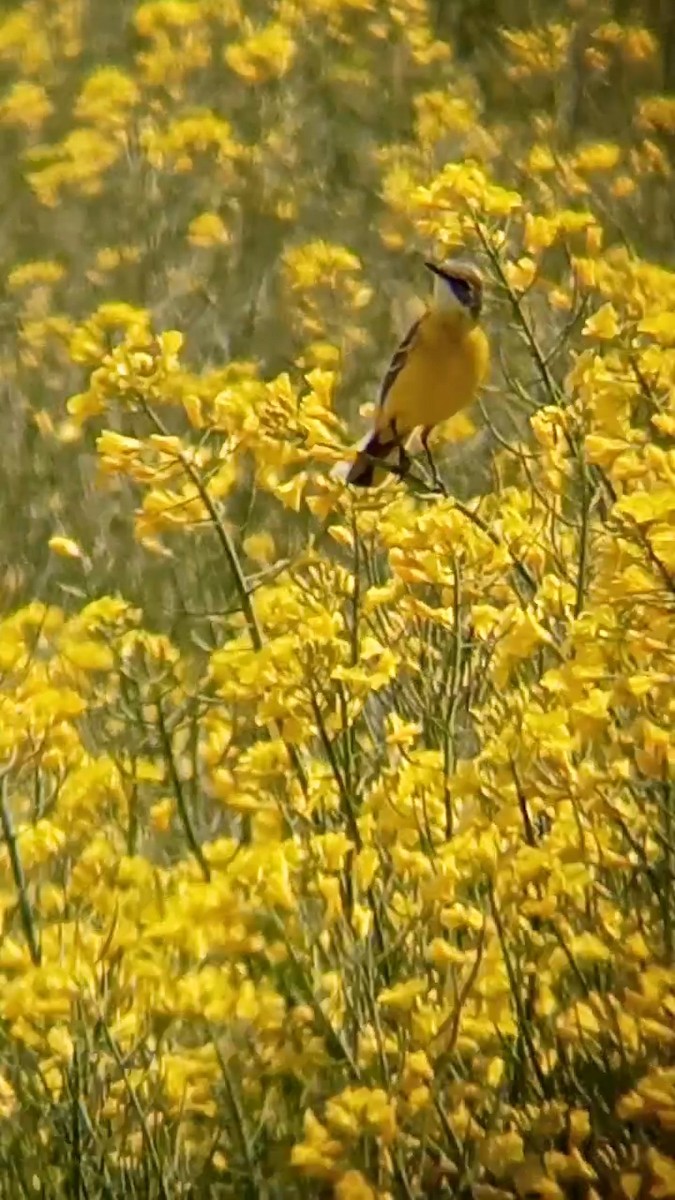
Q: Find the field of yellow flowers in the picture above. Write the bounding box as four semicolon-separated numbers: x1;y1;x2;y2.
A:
2;1;675;1196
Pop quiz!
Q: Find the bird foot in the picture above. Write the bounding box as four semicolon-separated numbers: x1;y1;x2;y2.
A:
422;458;447;496
379;450;410;480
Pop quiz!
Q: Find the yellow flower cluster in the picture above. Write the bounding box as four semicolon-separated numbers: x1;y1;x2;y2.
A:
0;0;675;1196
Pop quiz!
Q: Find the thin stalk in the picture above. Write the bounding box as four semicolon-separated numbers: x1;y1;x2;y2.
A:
474;217;560;407
662;781;674;964
442;556;462;839
68;1044;87;1200
575;450;591;618
99;1021;169;1200
429;918;487;1062
211;1034;268;1200
138;397;310;795
308;687;361;849
0;762;41;966
155;698;210;881
271;914;361;1074
488;883;549;1099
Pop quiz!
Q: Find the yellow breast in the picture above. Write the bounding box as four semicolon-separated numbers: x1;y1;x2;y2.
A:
379;311;489;436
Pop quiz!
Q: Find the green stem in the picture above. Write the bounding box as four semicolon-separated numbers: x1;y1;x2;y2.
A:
0;763;41;966
156;698;210;881
139;399;310;795
100;1020;169;1200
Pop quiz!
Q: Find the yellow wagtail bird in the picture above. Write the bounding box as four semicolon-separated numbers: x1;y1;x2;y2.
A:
335;258;489;488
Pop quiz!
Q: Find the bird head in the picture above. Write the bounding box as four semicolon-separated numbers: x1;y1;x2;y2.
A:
424;259;483;321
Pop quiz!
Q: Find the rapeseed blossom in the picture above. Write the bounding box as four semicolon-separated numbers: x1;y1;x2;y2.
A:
0;0;675;1196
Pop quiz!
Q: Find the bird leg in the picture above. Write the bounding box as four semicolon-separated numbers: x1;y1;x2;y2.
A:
420;428;444;492
395;443;411;477
380;421;409;479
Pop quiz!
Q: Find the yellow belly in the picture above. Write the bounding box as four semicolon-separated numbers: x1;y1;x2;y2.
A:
378;314;489;437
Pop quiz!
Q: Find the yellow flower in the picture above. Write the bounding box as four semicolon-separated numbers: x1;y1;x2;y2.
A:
7;260;65;291
572;142;621;173
134;0;224;37
569;932;611;963
491;607;554;686
502;22;571;77
297;340;342;369
479;1130;525;1178
0;1074;16;1119
187;211;230;247
59;638;114;671
527;143;556;173
47;1026;74;1063
17;819;68;869
48;535;83;560
74;67;139;128
0;80;52;129
504;256;537;292
414;90;475;144
621;26;658;62
0;9;51;74
637;96;675;135
582;302;620;339
283;240;363;290
638;312;675;345
524;213;559;253
611;174;636;198
616;487;675;525
334;1170;377;1200
242;532;276;564
140;110;241;172
225;22;296;84
378;978;426;1012
291;1109;343;1177
26;128;123;207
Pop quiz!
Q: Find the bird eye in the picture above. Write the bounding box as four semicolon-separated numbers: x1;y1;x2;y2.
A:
449;277;472;307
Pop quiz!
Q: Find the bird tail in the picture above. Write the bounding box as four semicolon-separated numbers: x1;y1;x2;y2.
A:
331;429;402;488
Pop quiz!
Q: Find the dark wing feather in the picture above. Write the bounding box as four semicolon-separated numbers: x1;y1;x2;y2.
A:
378;314;424;410
345;315;424;488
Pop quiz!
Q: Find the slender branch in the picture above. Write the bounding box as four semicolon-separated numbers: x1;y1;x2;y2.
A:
429;917;487;1062
473;218;560;407
211;1034;268;1199
99;1020;169;1200
155;698;210;881
0;759;41;966
271;914;361;1074
442;556;462;839
136;398;310;795
139;400;264;648
488;883;549;1099
575;449;591;617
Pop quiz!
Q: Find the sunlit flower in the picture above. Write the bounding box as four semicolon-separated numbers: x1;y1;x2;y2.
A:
0;80;52;129
48;535;83;560
74;67;140;129
225;22;296;84
187;211;230;247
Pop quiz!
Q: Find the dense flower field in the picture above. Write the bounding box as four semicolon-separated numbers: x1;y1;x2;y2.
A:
2;1;675;1196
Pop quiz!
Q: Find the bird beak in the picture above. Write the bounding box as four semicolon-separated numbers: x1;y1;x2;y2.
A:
424;260;446;280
